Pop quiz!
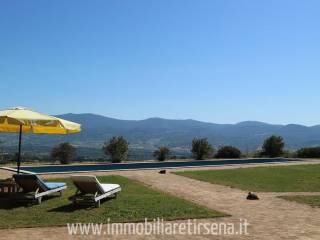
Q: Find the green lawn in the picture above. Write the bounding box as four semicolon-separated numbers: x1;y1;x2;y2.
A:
0;175;225;229
280;195;320;207
175;164;320;192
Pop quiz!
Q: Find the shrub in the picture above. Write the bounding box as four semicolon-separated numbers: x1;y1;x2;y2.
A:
282;150;297;158
102;136;129;163
261;135;284;157
51;142;75;164
252;150;263;158
153;147;170;161
191;138;214;160
215;146;241;159
297;147;320;158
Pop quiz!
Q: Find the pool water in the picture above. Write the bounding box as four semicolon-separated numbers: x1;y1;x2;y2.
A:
9;158;301;174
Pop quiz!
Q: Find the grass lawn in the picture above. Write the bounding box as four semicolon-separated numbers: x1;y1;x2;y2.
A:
0;175;225;229
175;164;320;192
280;195;320;207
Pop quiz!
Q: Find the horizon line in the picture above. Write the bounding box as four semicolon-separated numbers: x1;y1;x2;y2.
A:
56;112;320;128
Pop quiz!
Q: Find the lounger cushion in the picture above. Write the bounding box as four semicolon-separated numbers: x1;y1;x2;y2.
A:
14;174;48;192
14;174;66;192
100;184;120;193
71;175;103;194
44;182;66;190
71;175;121;194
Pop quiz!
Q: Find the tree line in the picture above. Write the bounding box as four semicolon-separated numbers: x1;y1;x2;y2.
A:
48;134;320;164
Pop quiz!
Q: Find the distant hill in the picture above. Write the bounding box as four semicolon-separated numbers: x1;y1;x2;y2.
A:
1;113;320;156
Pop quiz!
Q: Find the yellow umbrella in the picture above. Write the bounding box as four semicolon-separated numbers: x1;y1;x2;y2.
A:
0;107;81;173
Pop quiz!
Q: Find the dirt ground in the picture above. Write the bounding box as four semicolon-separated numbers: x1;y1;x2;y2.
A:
0;160;320;240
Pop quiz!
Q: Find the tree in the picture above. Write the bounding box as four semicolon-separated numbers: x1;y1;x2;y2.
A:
51;142;75;164
297;147;320;158
261;135;284;157
103;136;129;163
215;146;241;159
191;138;214;160
153;147;170;161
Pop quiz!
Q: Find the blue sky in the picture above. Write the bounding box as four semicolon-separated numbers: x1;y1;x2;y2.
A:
1;0;319;125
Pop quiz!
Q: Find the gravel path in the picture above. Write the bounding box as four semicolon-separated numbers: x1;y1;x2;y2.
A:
117;170;320;239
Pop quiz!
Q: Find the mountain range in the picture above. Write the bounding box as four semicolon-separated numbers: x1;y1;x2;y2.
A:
1;113;320;157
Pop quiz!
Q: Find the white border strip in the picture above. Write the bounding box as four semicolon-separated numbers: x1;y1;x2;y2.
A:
4;157;291;169
0;159;302;175
0;167;36;175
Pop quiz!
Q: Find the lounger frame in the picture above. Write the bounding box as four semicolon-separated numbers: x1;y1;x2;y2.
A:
14;185;67;204
70;185;121;207
33;185;67;204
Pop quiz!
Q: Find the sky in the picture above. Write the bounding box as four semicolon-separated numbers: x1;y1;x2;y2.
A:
0;0;320;126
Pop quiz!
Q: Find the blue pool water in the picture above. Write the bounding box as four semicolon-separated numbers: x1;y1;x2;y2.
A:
9;158;301;174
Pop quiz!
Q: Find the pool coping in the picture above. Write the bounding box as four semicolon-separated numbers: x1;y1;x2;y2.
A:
0;158;304;175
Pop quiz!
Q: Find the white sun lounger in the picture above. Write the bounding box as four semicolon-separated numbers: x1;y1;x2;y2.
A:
13;174;67;204
69;175;121;207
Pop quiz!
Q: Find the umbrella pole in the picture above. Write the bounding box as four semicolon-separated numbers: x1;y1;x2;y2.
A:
17;125;22;174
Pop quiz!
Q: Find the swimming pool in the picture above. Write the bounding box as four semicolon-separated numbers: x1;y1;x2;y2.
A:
2;158;301;174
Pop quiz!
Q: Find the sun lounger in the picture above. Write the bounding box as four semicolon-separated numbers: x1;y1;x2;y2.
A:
69;175;121;207
13;174;67;204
